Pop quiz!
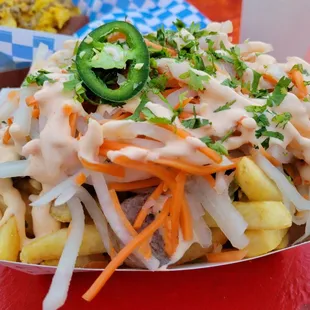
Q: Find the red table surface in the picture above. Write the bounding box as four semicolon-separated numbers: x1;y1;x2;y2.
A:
2;1;310;309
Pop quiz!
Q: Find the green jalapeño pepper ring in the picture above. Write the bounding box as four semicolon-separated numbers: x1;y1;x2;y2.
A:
76;21;150;103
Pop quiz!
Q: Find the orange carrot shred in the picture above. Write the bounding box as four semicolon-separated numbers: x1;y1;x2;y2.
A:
259;146;281;167
289;69;308;99
180;198;193;241
108;32;126;42
178;111;193;119
80;157;125;178
8;90;19;101
32;107;40;119
174;97;193;111
262;73;278;86
82;198;170;302
144;39;177;57
2;128;11;145
108;178;160;192
75;172;87;186
26;95;37;107
62;104;73;116
69;113;77;137
170;172;186;252
206;249;248;263
204;174;216;188
133;182;164;229
163;215;174;256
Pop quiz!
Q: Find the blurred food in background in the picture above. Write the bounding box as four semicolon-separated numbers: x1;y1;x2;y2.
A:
0;0;81;33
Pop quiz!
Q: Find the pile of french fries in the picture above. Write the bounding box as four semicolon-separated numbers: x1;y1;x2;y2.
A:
0;156;293;268
205;157;292;258
0;179;106;267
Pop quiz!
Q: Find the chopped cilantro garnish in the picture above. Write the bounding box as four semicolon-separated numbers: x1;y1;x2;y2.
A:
251;70;262;93
179;70;210;91
261;138;270;149
191;55;206;71
291;64;303;72
272;112;292;129
304;81;310;86
142;107;171;124
156;27;166;46
150;58;158;68
181;106;211;129
221;129;234;142
200;136;228;156
221;78;239;89
214;99;236;113
267;76;291;106
128;92;149;121
148;74;168;91
23;70;55;87
173;19;186;30
73;41;79;56
245;104;267;113
253;113;270;127
261;130;284;141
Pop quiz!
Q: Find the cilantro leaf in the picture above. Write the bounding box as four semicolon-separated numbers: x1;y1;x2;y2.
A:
23;70;55;87
63;78;79;91
142;107;172;124
253;113;270;127
128;92;149;121
291;64;303;72
181;106;211;129
251;70;262;93
214;99;236;113
148;74;168;91
156;27;166;46
304;80;310;86
261;137;270;149
179;70;210;91
221;78;239;89
200;136;228;156
191;55;206;71
221;129;234;142
173;19;186;30
272;112;292;129
261;130;284;141
267;76;291;106
245;104;267;113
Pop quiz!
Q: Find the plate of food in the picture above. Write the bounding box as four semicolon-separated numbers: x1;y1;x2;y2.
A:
0;9;310;310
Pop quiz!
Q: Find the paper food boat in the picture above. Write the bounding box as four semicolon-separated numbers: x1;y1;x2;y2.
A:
0;0;309;276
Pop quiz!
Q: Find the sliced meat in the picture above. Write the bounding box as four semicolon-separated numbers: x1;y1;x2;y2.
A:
113;193;170;268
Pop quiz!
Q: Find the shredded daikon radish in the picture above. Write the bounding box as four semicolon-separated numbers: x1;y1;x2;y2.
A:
54;186;78;206
188;176;248;249
77;187;110;253
185;192;205;220
255;154;310;211
91;172;160;271
0;160;29;178
43;197;85;310
193;217;212;248
31;170;88;207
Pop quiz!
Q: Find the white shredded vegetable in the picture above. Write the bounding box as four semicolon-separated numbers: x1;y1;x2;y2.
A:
0;160;29;178
43;197;85;310
77;187;111;253
187;176;249;249
193;217;212;248
255;154;310;211
54;185;78;206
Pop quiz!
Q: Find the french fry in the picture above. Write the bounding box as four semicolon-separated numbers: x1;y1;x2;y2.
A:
204;201;292;230
275;233;289;250
234;201;292;230
176;228;228;265
0;217;20;261
235;157;282;201
20;225;105;264
41;255;106;268
245;229;288;258
50;203;72;223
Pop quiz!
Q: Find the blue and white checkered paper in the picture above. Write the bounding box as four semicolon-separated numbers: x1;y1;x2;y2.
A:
0;0;209;71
